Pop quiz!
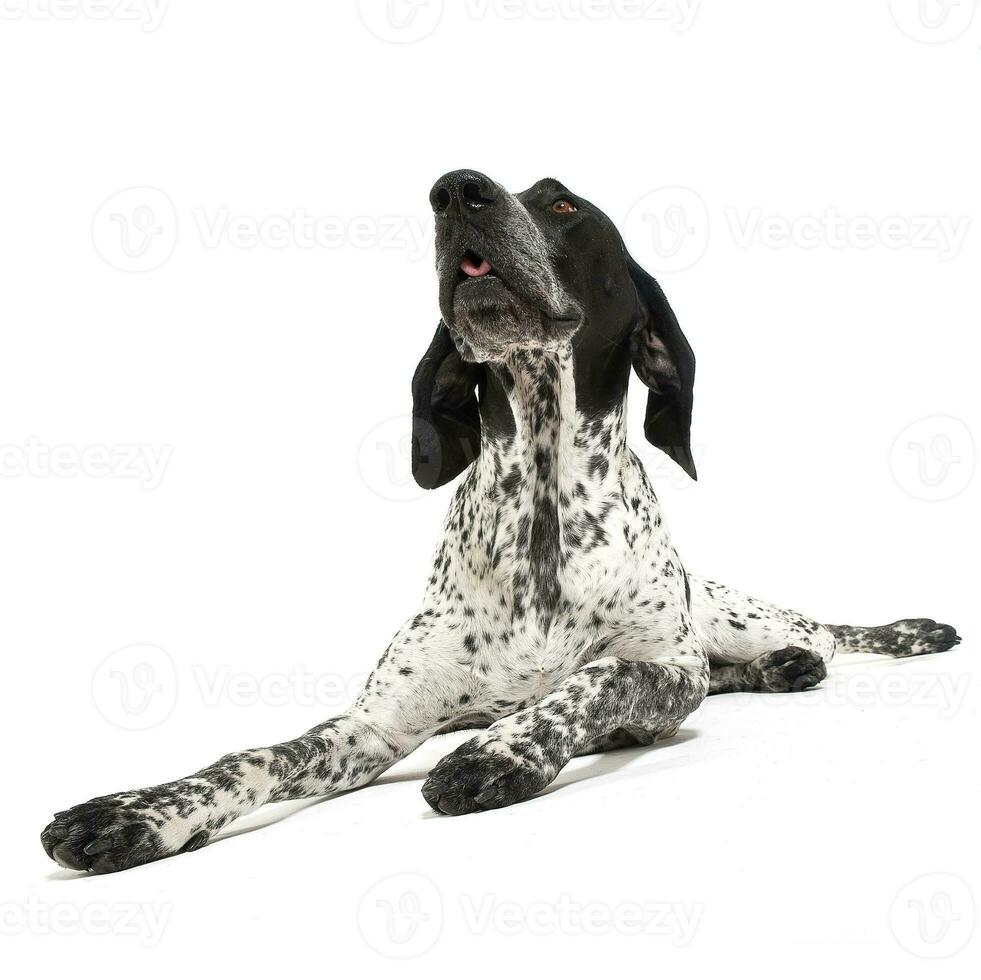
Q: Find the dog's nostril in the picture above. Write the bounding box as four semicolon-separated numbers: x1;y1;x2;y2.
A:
430;170;498;214
432;187;451;214
462;180;495;208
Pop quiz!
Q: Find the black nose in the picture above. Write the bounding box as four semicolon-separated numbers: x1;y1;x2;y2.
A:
429;169;499;215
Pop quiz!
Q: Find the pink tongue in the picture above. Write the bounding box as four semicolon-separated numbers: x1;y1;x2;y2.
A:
460;254;492;277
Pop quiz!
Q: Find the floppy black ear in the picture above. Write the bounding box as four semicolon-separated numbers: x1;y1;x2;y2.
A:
627;255;697;480
411;322;483;489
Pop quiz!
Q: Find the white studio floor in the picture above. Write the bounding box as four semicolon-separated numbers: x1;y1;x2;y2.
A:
11;644;976;980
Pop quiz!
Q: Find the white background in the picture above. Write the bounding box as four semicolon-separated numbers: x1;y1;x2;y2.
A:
1;1;978;976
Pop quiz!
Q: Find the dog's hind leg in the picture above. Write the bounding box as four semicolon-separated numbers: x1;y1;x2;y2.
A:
576;722;690;756
691;576;836;662
687;575;834;694
824;619;960;657
576;728;648;755
708;647;828;694
41;618;473;874
690;575;960;695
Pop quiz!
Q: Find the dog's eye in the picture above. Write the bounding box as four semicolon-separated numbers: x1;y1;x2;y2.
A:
551;200;577;214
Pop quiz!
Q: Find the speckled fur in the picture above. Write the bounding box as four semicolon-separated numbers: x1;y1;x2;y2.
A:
42;173;961;873
826;620;960;658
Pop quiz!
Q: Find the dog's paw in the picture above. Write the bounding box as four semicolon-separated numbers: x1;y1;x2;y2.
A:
41;793;209;874
890;619;961;657
754;647;828;692
829;619;961;657
422;739;551;816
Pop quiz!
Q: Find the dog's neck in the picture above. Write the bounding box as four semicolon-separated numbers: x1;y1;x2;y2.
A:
481;346;629;485
467;346;631;627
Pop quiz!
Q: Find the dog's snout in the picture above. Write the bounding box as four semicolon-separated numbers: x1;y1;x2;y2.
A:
430;170;499;215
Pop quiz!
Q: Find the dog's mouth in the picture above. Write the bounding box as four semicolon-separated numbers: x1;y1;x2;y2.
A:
460;249;492;278
455;249;505;294
441;241;581;360
450;246;578;324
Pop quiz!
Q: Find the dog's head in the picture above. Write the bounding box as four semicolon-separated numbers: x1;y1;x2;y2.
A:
413;170;696;488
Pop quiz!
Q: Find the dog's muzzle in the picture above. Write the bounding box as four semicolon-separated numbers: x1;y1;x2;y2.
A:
430;170;577;360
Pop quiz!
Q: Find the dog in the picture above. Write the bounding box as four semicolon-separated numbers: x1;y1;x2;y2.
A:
42;171;960;874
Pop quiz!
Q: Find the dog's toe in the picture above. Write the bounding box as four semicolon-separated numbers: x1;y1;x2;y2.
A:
421;776;479;816
40;819;67;860
51;841;90;872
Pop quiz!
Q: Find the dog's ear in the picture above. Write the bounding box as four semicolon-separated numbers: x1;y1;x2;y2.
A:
411;321;483;489
627;255;697;480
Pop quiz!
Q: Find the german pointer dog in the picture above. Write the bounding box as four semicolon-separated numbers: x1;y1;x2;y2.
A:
42;171;960;874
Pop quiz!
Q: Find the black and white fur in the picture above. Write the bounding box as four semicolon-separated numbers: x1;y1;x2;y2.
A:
42;171;960;874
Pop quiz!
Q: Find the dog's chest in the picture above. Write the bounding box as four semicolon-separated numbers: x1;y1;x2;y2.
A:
422;349;684;703
432;431;676;685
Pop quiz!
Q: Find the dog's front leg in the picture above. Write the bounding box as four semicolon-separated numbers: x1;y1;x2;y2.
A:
42;622;471;873
422;652;710;815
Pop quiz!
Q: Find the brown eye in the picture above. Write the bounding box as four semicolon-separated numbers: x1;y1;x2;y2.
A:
551;199;577;214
